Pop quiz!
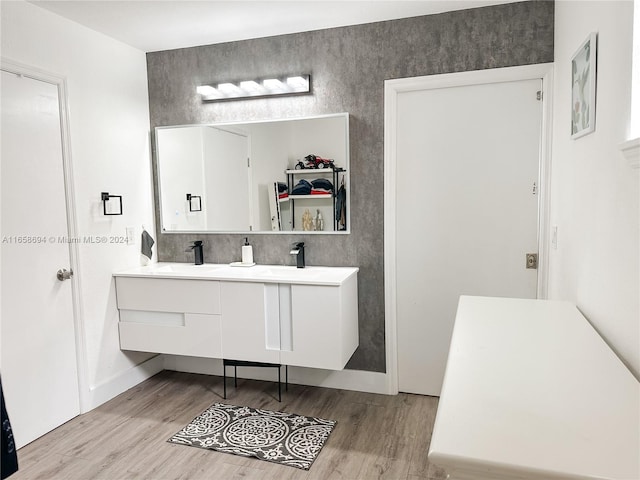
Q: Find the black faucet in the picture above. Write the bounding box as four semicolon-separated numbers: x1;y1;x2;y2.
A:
290;242;305;268
186;240;204;265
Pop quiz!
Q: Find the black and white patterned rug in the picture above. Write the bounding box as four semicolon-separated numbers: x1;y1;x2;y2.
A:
168;402;336;470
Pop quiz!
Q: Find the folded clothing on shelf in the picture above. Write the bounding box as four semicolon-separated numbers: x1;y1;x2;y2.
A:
277;182;289;199
291;178;335;196
291;179;312;195
311;178;334;194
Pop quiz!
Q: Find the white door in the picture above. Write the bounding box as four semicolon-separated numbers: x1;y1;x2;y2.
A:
395;78;542;396
203;128;251;230
1;70;80;447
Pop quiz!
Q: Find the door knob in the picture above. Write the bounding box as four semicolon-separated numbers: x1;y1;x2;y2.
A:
56;268;73;281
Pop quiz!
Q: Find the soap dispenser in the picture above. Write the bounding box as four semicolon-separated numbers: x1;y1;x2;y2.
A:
242;237;253;265
185;240;204;265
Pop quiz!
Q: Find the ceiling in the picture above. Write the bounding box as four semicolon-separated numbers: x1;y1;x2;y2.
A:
28;0;518;53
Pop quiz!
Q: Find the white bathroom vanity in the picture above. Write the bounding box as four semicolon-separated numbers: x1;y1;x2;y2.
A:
113;263;359;371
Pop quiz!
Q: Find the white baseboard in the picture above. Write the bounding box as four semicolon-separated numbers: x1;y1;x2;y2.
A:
85;355;164;412
163;356;392;395
83;355;391;414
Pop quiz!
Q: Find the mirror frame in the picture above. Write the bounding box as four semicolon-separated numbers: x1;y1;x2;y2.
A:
155;113;350;235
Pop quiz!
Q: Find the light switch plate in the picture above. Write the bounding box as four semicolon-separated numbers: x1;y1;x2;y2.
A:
126;226;136;245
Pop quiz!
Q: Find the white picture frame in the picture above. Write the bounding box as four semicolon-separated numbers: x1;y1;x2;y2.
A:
571;32;597;139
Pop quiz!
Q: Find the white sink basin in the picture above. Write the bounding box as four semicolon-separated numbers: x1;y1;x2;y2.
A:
152;264;225;273
253;266;321;279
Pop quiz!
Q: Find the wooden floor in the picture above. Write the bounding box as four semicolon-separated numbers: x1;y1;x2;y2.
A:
12;371;446;480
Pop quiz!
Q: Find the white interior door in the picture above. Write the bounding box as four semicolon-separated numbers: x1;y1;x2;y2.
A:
203;127;250;230
1;70;80;448
395;78;542;396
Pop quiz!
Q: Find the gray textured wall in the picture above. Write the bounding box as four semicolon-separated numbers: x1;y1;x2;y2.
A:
146;1;554;373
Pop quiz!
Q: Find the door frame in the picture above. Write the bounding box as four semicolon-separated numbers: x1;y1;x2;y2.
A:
1;57;89;412
384;64;554;395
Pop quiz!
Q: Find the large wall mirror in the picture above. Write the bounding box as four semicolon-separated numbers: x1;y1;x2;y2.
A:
156;113;350;234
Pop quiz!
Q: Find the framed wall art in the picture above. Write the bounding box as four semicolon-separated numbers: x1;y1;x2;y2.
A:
571;32;597;139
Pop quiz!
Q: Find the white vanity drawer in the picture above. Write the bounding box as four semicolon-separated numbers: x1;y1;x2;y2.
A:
115;277;221;314
119;312;222;358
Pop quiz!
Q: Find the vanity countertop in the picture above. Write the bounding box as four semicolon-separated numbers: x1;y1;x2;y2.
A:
113;262;358;286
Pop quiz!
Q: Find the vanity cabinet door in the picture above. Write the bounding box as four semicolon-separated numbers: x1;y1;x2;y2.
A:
281;275;358;370
220;281;280;363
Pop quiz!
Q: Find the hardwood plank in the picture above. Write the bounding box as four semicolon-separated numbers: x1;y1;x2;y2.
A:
13;371;440;480
9;451;92;480
407;395;439;478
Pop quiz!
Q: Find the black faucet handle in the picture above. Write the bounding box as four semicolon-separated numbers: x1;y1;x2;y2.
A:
290;241;305;268
185;240;203;251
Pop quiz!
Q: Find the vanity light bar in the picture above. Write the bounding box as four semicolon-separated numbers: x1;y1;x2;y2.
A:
197;75;311;101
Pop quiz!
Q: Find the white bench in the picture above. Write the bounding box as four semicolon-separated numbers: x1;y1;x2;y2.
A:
429;296;639;480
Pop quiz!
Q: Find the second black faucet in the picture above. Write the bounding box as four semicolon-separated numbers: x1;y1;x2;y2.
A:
186;240;204;265
290;242;305;268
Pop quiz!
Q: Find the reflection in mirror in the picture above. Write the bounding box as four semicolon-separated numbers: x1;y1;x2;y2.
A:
156;113;349;234
157;125;250;231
